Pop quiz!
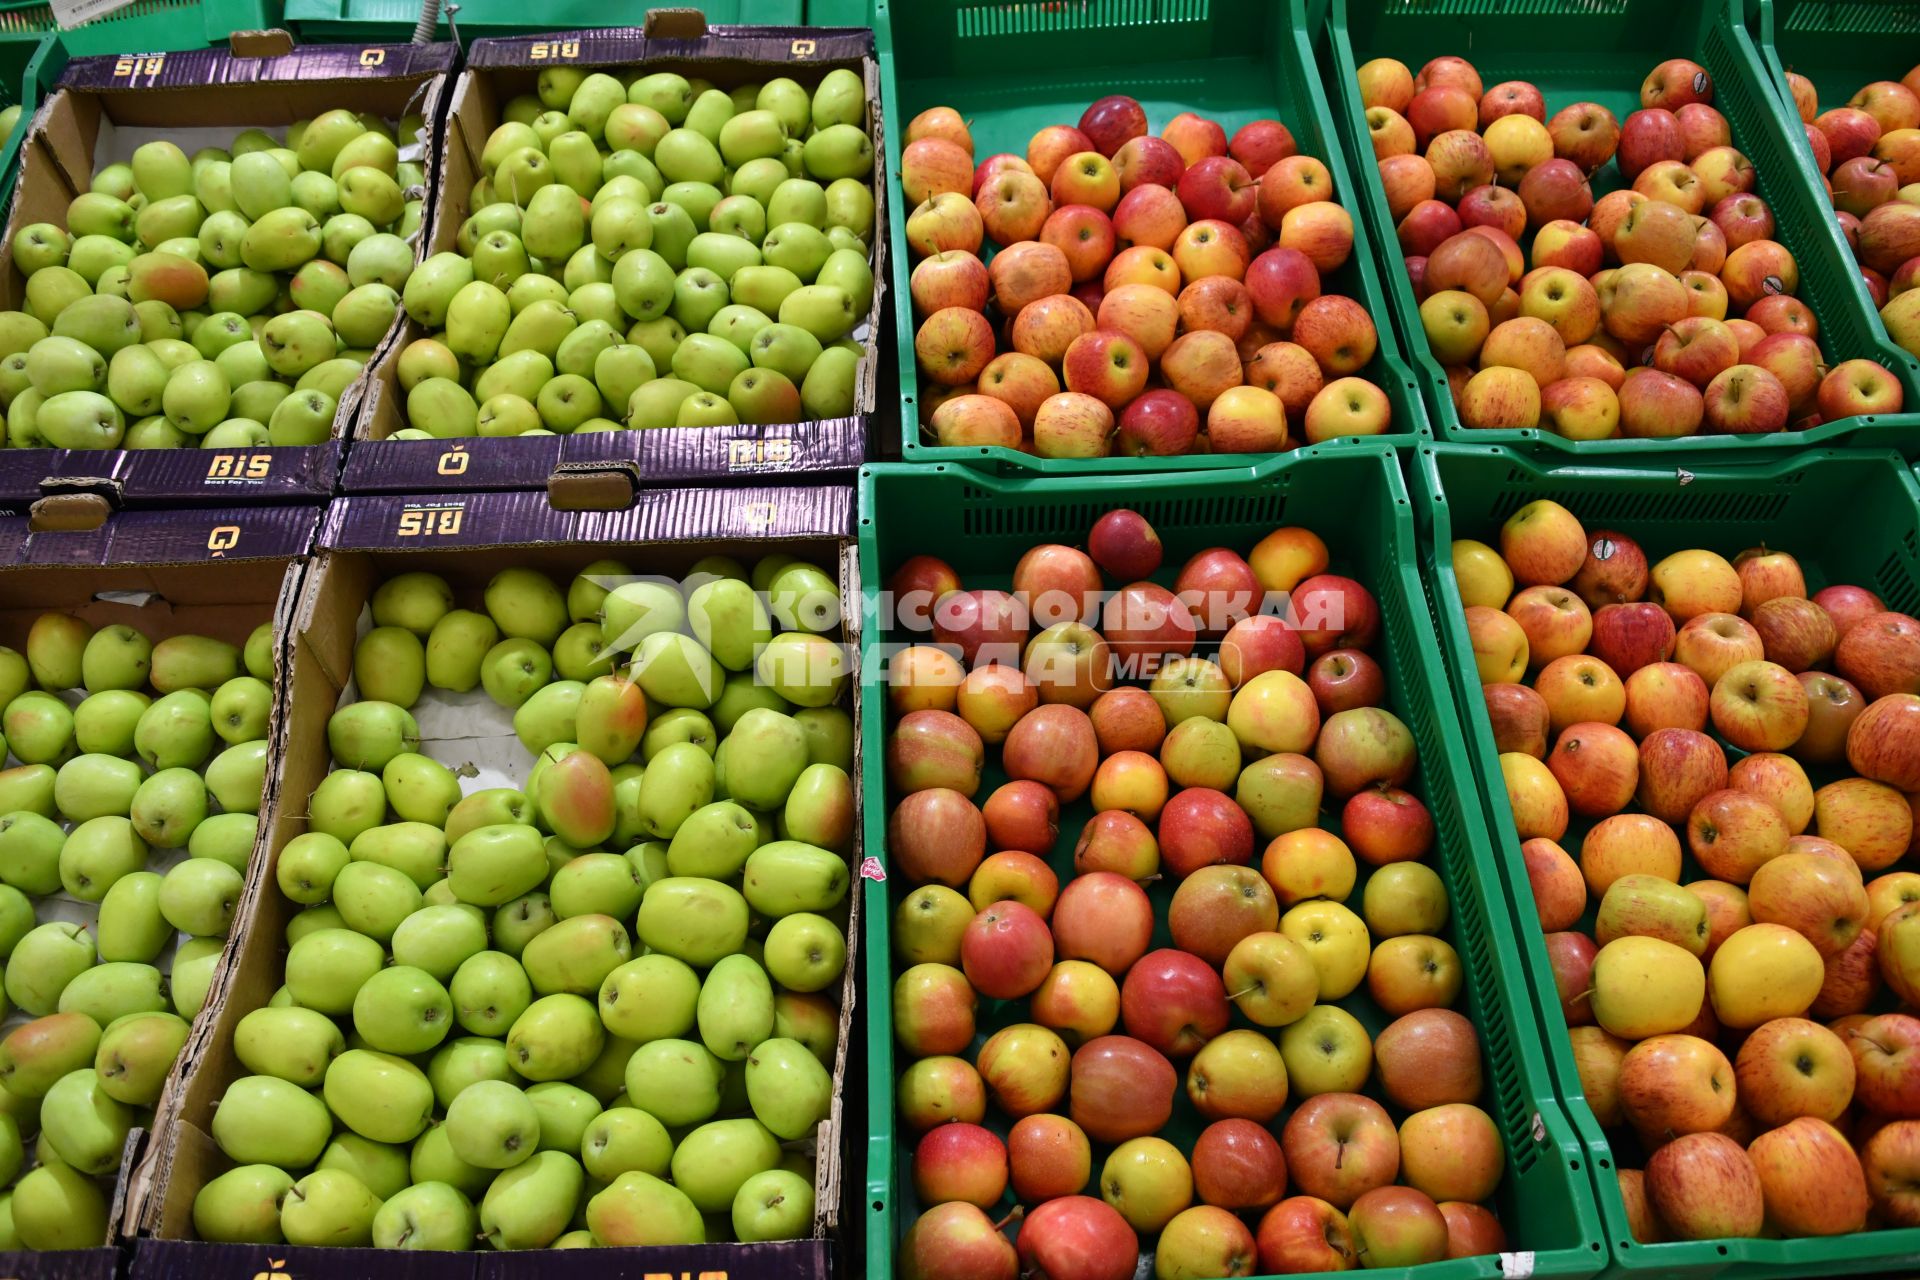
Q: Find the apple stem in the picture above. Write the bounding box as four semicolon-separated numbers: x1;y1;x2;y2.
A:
995;1205;1026;1233
1224;983;1261;1001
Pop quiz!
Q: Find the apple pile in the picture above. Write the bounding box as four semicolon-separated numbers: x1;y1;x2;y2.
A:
1455;499;1920;1241
0;613;276;1249
391;67;874;439
1357;53;1904;437
886;510;1513;1279
0;112;427;450
900;95;1395;457
191;557;854;1249
1777;65;1920;370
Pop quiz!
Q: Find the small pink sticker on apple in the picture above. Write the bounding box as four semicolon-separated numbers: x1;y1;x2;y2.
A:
1593;538;1616;561
860;857;887;881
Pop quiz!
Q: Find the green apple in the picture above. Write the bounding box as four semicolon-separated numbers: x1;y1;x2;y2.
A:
428;1036;514;1110
670;1117;781;1213
504;992;604;1083
94;1010;190;1105
480;1148;582;1250
426;610;500;693
318;1132;410;1201
171;936;224;1018
57;815;145;902
73;625;150;694
204;740;267;814
280;1168;379;1247
11;1163;108;1250
383;751;462;826
636;875;747;966
57;958;164;1026
586;1169;704;1246
213;1073;333;1167
353;964;453;1056
0;1012;100;1098
276;830;349;904
448;823;547;907
0;806;63;888
158;856;242;936
5;693;75;766
392;904;488;981
451;950;533;1037
327;700;419;771
193;1164;296;1244
763;911;846;993
332;859;423;942
188;811;256;870
285;926;385;1014
53;753;142;823
445;1078;539;1169
324;1048;435;1145
234;1005;345;1086
150;633;240;693
624;1037;724;1127
373;1181;478;1250
207;675;271;746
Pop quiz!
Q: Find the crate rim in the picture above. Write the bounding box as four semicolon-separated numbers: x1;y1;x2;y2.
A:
858;438;1608;1280
1416;438;1920;1276
875;0;1433;477
1320;0;1920;460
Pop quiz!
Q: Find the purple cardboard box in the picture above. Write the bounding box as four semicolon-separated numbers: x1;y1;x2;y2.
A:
129;484;855;1280
341;22;882;494
0;42;459;510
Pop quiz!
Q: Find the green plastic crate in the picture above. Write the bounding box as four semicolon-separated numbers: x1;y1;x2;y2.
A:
22;0;278;57
803;0;862;23
1414;441;1920;1277
858;444;1605;1279
1745;0;1920;138
877;0;1429;473
283;0;800;44
1320;0;1920;458
0;33;56;209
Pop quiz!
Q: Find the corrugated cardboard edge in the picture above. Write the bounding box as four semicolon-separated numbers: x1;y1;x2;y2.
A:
0;44;460;505
345;30;885;487
132;487;858;1272
0;505;318;1247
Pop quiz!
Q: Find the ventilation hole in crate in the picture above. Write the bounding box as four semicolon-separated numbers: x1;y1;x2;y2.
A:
1876;548;1920;617
1784;0;1920;34
955;0;1208;39
1380;0;1624;12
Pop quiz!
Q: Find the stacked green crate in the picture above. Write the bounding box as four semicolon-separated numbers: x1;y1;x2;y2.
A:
1418;441;1920;1275
1320;0;1920;456
860;443;1605;1278
877;0;1428;472
283;0;800;44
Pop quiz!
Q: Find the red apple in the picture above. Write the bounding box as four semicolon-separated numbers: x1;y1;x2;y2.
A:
1280;1093;1401;1209
1159;786;1256;876
1119;947;1230;1057
1015;1195;1138;1280
1087;509;1162;581
1192;1118;1288;1210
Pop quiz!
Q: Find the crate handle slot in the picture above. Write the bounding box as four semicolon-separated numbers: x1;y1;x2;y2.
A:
645;6;708;39
28;491;111;532
1780;0;1920;35
227;27;294;57
546;465;639;512
953;0;1210;39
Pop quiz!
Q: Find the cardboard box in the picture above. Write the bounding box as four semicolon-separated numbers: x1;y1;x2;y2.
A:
130;483;861;1279
0;41;459;512
0;500;318;1263
341;23;884;496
